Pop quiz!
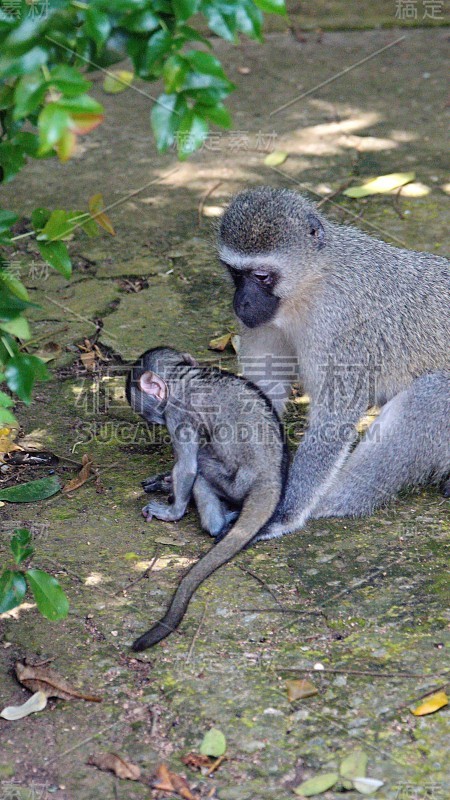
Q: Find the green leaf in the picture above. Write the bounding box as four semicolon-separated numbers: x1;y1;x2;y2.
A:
0;142;26;183
343;172;416;198
199;728;227;757
11;528;34;565
102;69;134;94
197;102;232;128
129;29;172;77
0;270;29;302
151;92;187;152
37;240;72;278
13;71;48;120
202;5;237;41
177;108;208;158
0;389;13;408
236;1;263;40
49;65;92;98
0;46;48;79
0;209;18;233
31;207;51;231
173;0;200;21
0;476;61;503
294;772;339;796
56;95;104;115
38;209;73;242
163;55;189;93
84;7;112;53
0;406;17;425
340;751;368;782
4;354;49;404
0;286;34;318
119;9;161;33
254;0;287;15
26;568;69;620
0;570;27;613
0;315;31;340
38;104;71;154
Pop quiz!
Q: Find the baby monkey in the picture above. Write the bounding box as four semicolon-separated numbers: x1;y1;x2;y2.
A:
126;347;288;650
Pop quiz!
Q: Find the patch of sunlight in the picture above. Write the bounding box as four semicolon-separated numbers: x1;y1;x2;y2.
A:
0;602;36;620
395;182;430;197
19;429;50;449
390;130;418;143
294;394;310;405
85;572;106;586
357;407;380;434
440;183;450;194
134;555;195;572
338;134;398;152
202;205;224;217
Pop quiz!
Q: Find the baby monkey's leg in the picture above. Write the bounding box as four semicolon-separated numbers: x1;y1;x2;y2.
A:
193;475;238;538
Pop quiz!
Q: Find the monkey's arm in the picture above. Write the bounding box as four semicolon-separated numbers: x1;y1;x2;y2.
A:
239;326;297;416
142;440;198;522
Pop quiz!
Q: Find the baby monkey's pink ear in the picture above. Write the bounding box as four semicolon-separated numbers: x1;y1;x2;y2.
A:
139;371;168;402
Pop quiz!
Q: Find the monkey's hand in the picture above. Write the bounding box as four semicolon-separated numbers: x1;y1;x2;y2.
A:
142;500;184;522
142;472;173;494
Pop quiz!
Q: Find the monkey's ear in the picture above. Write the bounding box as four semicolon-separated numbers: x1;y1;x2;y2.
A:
139;371;168;403
181;352;199;367
306;212;325;249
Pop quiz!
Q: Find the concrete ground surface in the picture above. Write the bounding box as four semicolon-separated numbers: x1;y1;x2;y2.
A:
0;21;449;800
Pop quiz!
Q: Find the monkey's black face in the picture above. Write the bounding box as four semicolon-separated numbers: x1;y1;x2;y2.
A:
229;268;280;328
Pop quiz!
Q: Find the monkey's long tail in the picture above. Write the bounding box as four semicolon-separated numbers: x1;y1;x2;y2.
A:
132;482;280;651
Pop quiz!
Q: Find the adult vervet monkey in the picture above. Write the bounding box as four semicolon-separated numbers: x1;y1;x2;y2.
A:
218;186;449;539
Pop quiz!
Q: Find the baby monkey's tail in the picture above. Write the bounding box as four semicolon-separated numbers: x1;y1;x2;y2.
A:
132;482;279;651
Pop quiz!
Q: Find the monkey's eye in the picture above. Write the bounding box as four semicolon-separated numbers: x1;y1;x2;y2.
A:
253;271;272;287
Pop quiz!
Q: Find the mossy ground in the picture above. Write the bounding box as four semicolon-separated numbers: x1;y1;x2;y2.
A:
0;24;448;800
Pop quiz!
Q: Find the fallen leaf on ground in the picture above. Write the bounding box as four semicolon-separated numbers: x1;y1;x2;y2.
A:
15;661;102;702
286;679;318;701
340;750;368;785
294;772;339;796
343;172;415;198
353;777;384;795
411;689;448;716
0;476;61;502
87;752;140;780
153;763;197;799
208;333;232;351
264;151;288;167
63;453;95;493
80;350;96;371
182;752;213;770
200;727;227;757
1;690;48;720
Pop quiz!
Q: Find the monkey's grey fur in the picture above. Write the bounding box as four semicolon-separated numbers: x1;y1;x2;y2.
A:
218;186;449;539
126;347;288;649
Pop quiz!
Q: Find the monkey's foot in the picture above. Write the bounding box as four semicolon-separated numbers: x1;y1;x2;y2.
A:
211;510;240;542
142;500;183;522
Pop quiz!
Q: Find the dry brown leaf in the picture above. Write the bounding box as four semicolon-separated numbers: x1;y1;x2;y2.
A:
153;763;198;799
87;752;141;780
411;689;448;716
62;453;95;493
286;678;318;701
80;350;96;371
15;661;102;702
181;752;212;770
208;333;232;351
